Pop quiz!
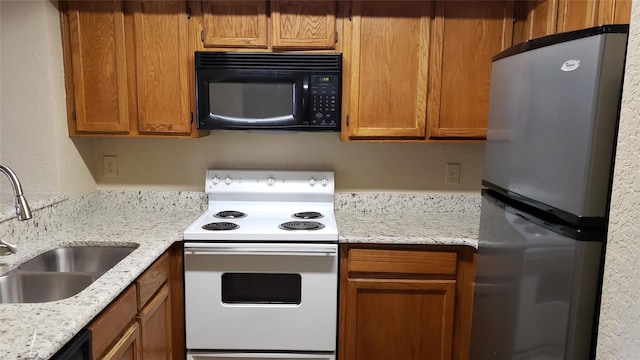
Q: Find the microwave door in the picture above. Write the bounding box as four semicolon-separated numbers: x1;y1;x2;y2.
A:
201;78;303;129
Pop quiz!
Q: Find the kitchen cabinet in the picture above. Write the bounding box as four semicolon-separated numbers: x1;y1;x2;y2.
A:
199;0;338;50
427;1;514;139
342;1;431;139
341;1;513;141
339;244;476;360
88;245;184;360
60;1;204;138
513;0;631;43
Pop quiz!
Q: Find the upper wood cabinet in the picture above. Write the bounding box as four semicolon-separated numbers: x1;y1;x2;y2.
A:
342;1;513;141
343;1;431;139
200;0;338;50
131;1;192;134
427;1;514;139
513;0;631;43
65;1;130;134
61;1;204;137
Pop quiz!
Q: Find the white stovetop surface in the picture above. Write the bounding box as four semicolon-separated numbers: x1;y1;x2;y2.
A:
184;201;338;241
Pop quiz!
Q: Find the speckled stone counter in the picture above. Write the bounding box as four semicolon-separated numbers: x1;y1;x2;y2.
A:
335;192;480;248
0;190;479;360
0;191;205;360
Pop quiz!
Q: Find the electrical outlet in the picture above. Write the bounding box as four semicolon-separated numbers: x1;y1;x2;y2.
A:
445;163;461;184
103;156;118;178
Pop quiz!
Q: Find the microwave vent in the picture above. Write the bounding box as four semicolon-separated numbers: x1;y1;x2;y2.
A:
195;52;341;71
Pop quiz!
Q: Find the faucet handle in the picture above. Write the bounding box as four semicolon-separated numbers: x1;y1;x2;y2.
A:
0;239;17;254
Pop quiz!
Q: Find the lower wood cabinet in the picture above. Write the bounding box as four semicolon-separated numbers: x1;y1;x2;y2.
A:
88;243;184;360
339;244;476;360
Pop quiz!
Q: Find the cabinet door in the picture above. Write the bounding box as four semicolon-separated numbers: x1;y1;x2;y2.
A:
102;322;143;360
202;0;268;48
341;278;456;360
513;0;558;44
138;284;173;360
428;1;514;139
557;0;598;32
271;1;336;49
345;1;431;139
66;1;129;133
132;1;191;134
597;0;632;24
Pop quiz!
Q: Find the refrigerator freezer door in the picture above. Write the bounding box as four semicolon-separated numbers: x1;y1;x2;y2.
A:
470;195;603;359
483;30;627;219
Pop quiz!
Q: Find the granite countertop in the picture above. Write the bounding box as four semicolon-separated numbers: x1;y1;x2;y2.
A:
0;190;479;360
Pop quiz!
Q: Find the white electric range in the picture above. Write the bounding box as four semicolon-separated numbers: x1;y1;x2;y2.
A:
183;170;339;360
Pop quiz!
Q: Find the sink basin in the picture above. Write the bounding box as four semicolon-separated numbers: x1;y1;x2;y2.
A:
18;246;137;273
0;273;99;303
0;245;138;303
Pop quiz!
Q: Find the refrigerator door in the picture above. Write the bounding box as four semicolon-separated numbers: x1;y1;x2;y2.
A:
483;27;627;222
470;193;603;359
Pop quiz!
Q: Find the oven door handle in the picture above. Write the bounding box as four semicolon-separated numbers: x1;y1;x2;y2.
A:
184;244;338;257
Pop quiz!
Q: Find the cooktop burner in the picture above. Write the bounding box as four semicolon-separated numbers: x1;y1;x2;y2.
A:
202;222;239;231
214;210;247;219
279;221;325;231
292;211;323;219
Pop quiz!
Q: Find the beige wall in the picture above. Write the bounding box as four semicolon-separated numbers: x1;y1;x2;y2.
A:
0;0;96;198
94;134;485;193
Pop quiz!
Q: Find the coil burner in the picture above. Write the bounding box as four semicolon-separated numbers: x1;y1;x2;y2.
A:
279;221;325;231
202;222;239;231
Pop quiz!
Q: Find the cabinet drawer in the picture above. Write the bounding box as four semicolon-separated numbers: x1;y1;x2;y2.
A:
347;248;457;276
89;285;138;359
137;252;170;309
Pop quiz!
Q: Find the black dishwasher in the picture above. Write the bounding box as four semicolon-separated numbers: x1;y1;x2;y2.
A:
50;329;92;360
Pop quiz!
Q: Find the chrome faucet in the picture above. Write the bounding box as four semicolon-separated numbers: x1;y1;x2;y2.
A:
0;165;32;254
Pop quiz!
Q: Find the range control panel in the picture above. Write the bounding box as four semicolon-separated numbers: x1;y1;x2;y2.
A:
309;75;340;127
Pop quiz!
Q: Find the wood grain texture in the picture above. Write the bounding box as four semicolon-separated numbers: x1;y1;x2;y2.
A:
598;0;632;24
169;243;186;360
203;0;268;48
348;248;457;276
428;1;514;139
452;247;477;360
272;1;336;49
68;1;129;133
136;252;170;310
101;322;142;360
347;1;430;139
133;1;191;134
138;284;173;360
89;285;138;359
557;0;598;32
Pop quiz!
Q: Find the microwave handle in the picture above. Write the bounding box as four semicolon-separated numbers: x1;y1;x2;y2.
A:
301;76;309;119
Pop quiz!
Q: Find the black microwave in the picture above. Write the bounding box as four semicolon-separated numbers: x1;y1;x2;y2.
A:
195;52;342;132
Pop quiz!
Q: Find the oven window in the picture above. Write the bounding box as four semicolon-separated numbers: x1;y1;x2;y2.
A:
221;273;302;304
209;83;293;119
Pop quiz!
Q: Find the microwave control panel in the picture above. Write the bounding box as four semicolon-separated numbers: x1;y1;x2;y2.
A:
309;75;340;126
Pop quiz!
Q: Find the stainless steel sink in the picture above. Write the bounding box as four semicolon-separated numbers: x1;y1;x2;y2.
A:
0;273;99;303
17;246;137;273
0;245;138;304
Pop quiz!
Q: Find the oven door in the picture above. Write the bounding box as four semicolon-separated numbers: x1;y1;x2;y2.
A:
183;242;338;352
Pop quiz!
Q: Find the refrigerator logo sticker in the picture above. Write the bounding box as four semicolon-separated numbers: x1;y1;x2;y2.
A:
561;59;581;72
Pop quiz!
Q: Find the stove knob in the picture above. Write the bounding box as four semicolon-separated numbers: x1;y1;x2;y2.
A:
321;178;329;187
267;177;275;186
309;177;317;186
224;177;232;185
212;176;220;185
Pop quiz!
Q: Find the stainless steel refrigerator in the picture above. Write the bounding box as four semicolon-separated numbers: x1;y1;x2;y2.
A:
470;25;629;360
